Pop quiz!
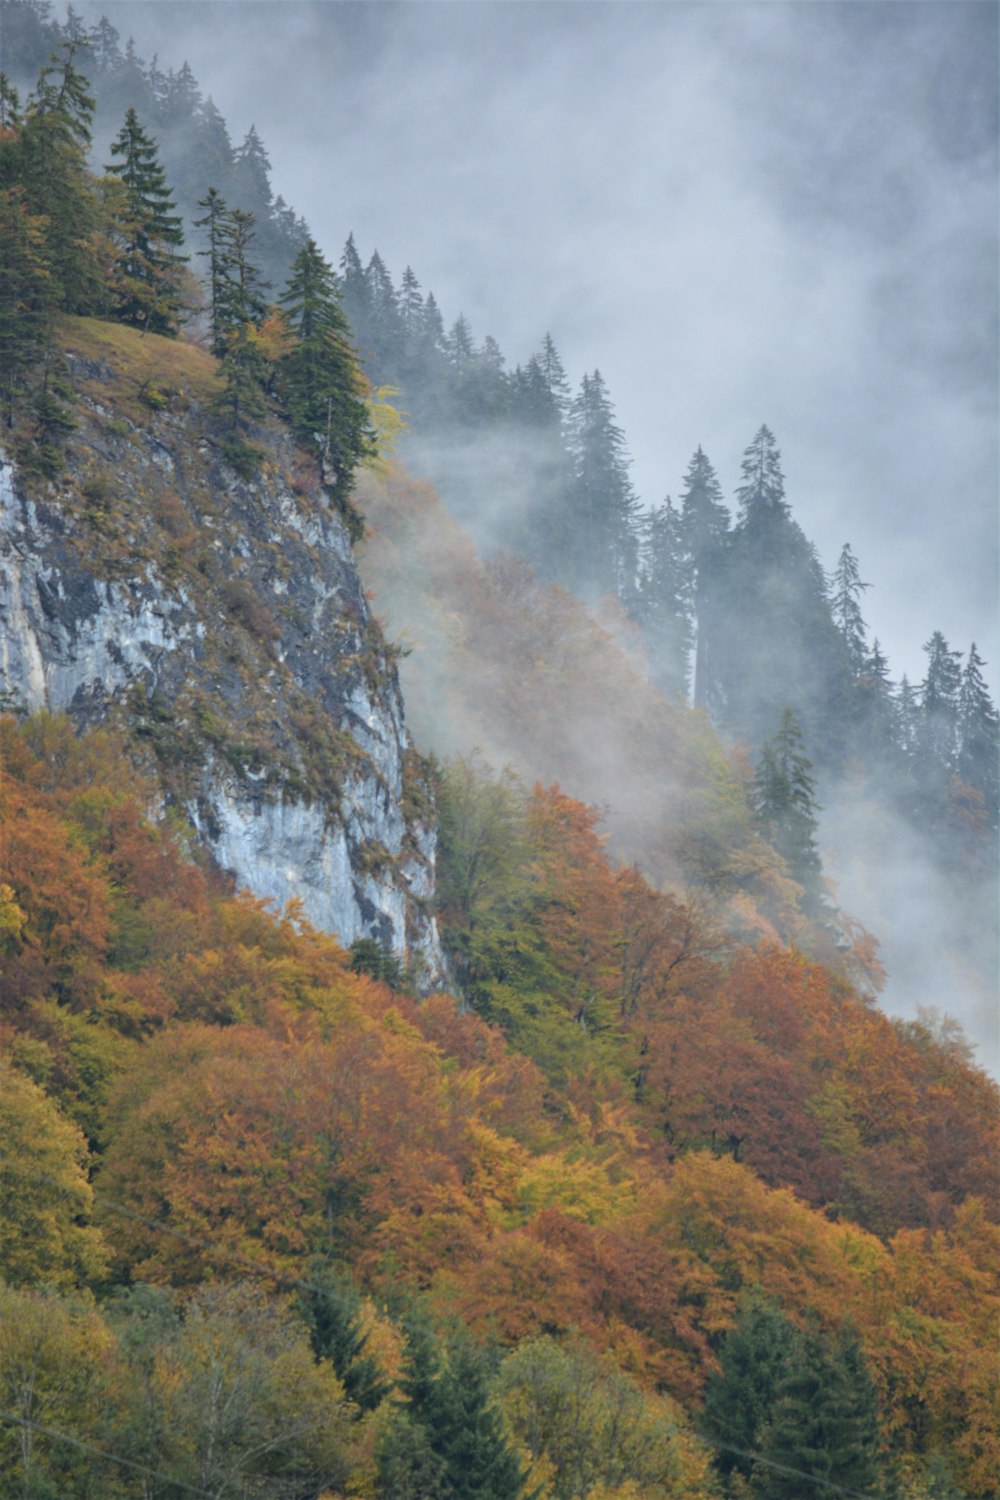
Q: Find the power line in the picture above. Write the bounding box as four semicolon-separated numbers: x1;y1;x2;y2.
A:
0;1409;218;1499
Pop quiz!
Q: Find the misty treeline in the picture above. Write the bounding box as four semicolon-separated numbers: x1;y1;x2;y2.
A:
0;714;997;1499
0;18;374;501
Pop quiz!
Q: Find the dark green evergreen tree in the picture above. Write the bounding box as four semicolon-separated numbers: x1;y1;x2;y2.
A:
753;1322;882;1499
702;1297;800;1484
106;106;186;334
754;708;825;909
387;1324;525;1500
19;39;102;314
295;1258;390;1412
194;185;230;354
279;236;374;500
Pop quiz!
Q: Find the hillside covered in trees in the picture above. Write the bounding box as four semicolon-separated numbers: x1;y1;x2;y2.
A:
0;6;998;1500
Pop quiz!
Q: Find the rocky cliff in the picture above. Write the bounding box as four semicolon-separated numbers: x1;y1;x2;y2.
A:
0;319;444;984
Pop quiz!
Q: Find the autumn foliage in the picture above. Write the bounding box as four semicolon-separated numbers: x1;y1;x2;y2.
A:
0;714;997;1498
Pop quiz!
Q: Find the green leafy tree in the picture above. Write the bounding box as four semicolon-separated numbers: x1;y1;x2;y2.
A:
106;106;187;333
279;235;374;499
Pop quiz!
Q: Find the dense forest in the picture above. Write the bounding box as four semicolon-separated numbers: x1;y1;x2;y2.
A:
0;5;998;1500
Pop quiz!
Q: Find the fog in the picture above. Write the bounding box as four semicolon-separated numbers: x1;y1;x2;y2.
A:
62;1;998;1068
70;0;998;692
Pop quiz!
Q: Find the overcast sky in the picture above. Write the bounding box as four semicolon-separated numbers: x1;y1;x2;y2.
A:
70;0;998;691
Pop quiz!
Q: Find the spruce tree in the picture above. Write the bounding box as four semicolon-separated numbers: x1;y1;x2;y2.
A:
678;445;729;710
702;1298;800;1483
636;497;693;699
279;236;374;499
567;369;640;599
754;708;825;909
0;181;54;425
956;643;999;826
919;631;963;769
194;185;230;354
753;1321;882;1499
829;542;870;674
107;106;186;334
735;423;790;526
295;1258;389;1412
20;39;103;314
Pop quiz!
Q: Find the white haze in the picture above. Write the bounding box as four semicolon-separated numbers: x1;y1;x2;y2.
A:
65;1;998;1069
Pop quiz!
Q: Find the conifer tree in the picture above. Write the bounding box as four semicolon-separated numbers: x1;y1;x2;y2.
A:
279;236;373;498
956;643;999;826
753;708;825;908
398;264;424;333
636;497;693;699
736;423;790;526
919;631;963;768
0;182;53;425
568;369;640;599
679;445;729;709
20;39;102;314
829;542;870;674
753;1322;882;1499
107;106;186;334
702;1298;800;1483
856;638;897;758
194;185;229;354
296;1258;389;1412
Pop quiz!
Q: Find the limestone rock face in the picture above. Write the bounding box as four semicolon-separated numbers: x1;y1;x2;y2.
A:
0;343;443;985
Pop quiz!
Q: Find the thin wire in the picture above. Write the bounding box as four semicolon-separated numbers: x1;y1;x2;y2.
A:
0;1409;217;1498
8;1175;885;1500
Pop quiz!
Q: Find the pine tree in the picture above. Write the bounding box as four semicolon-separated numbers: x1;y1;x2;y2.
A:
194;186;230;354
279;236;373;499
679;445;729;710
753;1322;882;1499
0;183;54;425
919;631;963;768
295;1259;389;1412
829;542;870;674
754;708;825;909
398;264;424;333
735;423;790;526
636;497;693;699
956;643;999;826
567;369;640;599
20;39;103;314
234;123;272;209
106;106;186;334
390;1325;525;1500
856;638;897;759
702;1298;800;1483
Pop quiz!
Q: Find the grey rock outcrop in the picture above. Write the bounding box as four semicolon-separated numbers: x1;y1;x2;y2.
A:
0;356;443;985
